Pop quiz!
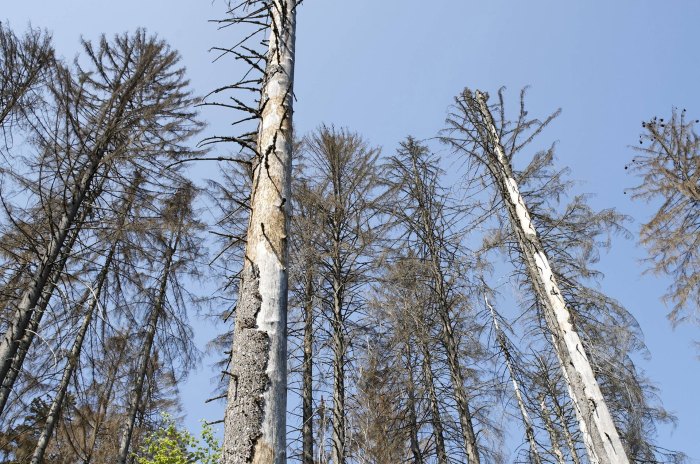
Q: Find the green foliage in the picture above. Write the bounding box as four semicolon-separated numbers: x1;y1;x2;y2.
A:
135;414;221;464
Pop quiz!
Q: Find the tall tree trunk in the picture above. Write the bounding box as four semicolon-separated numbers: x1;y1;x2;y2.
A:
473;90;629;464
419;341;448;464
31;180;137;463
116;245;175;464
30;284;101;464
330;283;346;464
403;345;423;464
437;310;481;464
485;296;541;464
407;147;481;464
0;200;88;417
550;385;582;464
301;270;314;464
222;1;295;463
222;0;296;464
0;159;106;416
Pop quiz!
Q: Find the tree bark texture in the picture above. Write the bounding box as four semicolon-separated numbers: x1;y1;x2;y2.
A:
474;91;629;464
222;2;296;463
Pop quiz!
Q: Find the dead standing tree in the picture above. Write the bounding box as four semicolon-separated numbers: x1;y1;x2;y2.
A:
299;126;382;464
628;109;699;325
0;30;202;418
444;89;630;464
209;1;299;463
385;138;484;464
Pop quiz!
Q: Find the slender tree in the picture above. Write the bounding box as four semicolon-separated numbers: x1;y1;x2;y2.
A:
444;88;629;464
216;2;298;462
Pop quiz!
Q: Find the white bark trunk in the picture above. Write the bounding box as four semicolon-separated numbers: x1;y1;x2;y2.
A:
485;297;541;464
539;396;567;464
222;2;295;463
474;91;628;464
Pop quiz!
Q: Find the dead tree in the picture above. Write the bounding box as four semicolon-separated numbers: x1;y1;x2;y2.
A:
298;126;382;464
628;109;699;324
29;176;140;464
444;88;629;464
0;30;201;417
0;22;53;137
484;296;541;464
116;183;197;463
211;2;298;462
385;138;483;464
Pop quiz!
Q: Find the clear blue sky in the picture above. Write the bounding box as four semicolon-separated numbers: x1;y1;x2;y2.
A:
4;1;699;461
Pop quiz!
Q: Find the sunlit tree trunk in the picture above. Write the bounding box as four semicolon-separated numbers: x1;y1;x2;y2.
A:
222;1;296;462
485;297;541;464
539;396;567;464
473;91;629;464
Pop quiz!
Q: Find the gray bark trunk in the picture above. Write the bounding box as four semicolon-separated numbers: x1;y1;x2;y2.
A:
301;271;314;464
221;1;296;463
550;388;582;464
31;181;136;463
0;154;109;417
331;284;346;464
420;342;448;464
0;203;87;417
408;149;480;464
474;91;628;464
540;396;567;464
116;245;174;464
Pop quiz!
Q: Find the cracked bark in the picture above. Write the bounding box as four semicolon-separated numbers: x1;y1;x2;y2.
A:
222;2;295;463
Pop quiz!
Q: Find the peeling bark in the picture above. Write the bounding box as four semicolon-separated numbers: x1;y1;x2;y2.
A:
222;1;296;462
473;91;629;464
